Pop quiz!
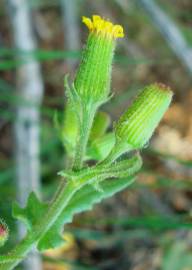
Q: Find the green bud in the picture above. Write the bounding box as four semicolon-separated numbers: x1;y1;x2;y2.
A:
88;133;115;161
0;219;9;247
74;15;124;104
62;102;78;153
89;111;111;141
115;83;173;149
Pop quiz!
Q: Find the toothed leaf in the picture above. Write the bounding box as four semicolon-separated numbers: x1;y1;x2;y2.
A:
38;176;135;251
0;256;22;263
12;192;48;231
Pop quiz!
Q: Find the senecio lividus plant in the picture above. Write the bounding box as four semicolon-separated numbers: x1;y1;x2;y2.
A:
0;15;173;269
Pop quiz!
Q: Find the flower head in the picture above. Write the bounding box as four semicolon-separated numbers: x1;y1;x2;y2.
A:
0;219;9;247
74;15;124;104
82;15;124;39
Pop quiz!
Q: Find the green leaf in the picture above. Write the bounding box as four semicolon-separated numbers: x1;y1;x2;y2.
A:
0;256;22;263
38;176;135;251
12;192;48;231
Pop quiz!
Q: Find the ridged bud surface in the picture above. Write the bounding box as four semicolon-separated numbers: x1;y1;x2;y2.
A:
74;15;124;104
115;83;173;149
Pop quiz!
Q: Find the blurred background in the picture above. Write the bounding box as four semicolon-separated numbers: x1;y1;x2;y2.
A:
0;0;192;269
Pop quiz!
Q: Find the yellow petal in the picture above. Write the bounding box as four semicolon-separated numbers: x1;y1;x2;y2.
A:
82;16;93;31
82;15;124;39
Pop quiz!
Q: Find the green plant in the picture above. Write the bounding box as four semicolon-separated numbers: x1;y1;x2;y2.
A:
0;15;172;269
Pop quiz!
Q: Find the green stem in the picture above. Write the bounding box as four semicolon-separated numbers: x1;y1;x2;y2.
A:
0;103;96;270
73;104;96;170
0;181;79;270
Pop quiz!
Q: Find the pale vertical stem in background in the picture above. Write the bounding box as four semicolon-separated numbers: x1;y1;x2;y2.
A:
60;0;80;71
137;0;192;75
6;0;44;269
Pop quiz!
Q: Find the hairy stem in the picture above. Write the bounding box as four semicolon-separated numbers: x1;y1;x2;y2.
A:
0;181;79;270
73;104;96;170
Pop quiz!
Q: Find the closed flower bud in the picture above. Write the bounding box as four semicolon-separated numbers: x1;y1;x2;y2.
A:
115;83;173;149
0;219;9;247
62;102;78;153
74;15;124;104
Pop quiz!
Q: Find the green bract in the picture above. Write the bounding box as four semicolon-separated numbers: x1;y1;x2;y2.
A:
74;15;124;105
115;83;173;149
74;33;115;104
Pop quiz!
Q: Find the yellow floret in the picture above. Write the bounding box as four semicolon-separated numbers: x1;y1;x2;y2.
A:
82;15;124;39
